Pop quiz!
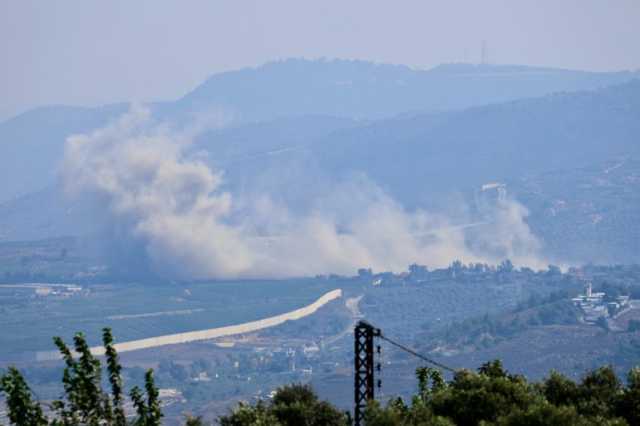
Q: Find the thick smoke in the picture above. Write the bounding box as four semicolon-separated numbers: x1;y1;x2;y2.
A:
63;107;546;279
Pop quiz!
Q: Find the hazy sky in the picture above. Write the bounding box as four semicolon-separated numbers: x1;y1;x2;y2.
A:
2;0;639;121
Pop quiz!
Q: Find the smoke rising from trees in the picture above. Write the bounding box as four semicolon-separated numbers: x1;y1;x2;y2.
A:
63;106;547;279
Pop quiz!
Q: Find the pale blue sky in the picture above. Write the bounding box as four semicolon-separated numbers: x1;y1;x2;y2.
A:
1;0;639;120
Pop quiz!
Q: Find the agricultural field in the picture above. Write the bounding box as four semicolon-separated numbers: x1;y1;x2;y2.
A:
0;278;344;361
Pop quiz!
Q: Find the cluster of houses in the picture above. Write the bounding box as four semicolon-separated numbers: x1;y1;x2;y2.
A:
572;282;630;323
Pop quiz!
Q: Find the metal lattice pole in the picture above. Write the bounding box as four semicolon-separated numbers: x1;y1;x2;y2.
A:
354;321;379;426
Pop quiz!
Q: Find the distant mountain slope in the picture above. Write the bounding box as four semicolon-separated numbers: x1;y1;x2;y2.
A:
2;59;638;202
178;59;640;121
1;72;639;266
200;80;640;263
512;157;640;264
193;115;357;165
311;79;640;209
0;104;128;203
0;186;101;242
415;264;640;379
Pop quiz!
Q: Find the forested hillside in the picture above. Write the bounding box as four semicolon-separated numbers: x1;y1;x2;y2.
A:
1;60;638;203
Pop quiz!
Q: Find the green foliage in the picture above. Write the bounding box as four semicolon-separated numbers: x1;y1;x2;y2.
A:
130;369;163;426
617;367;640;426
219;384;348;426
52;332;109;424
415;367;445;403
364;398;454;426
217;359;640;426
431;294;581;353
487;403;627;426
541;370;579;406
5;326;640;426
220;401;281;426
184;414;208;426
578;366;621;417
364;360;639;426
159;359;189;382
0;328;162;426
103;328;126;426
0;367;48;425
428;367;534;425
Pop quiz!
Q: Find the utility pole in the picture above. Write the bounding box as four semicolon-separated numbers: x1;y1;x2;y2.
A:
354;321;380;426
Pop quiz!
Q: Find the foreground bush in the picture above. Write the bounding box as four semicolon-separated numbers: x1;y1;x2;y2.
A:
219;383;349;426
4;332;640;425
0;328;161;426
364;360;640;426
220;361;640;425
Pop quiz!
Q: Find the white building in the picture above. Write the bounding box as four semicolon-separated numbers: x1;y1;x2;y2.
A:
572;282;629;323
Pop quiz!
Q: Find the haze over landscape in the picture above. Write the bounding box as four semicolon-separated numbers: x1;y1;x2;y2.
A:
1;1;640;425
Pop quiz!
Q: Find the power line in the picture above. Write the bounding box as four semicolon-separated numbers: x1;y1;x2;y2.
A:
353;321;460;425
378;333;459;374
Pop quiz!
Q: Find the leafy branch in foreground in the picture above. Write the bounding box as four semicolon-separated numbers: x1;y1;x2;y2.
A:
0;367;48;425
0;328;161;426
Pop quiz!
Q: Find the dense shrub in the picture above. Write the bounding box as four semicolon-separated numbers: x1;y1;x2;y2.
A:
219;383;348;426
220;360;640;425
363;361;639;426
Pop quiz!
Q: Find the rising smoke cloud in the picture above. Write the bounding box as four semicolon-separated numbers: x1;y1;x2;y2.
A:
63;106;546;279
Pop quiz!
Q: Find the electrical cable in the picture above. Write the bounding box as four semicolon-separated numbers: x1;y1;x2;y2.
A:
378;333;458;374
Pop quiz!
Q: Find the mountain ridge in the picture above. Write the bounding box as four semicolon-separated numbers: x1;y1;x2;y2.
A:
2;59;638;203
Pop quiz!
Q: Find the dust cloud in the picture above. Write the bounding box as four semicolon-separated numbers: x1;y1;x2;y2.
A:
63;106;546;279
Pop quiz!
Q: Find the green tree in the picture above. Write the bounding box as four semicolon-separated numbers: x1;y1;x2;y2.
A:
415;367;445;403
363;360;636;426
216;359;638;426
429;366;534;425
52;332;109;424
103;328;126;426
0;328;162;426
578;365;621;418
130;369;163;426
364;368;453;426
184;414;209;426
617;367;640;425
541;370;579;407
219;384;347;426
0;367;48;426
488;402;627;426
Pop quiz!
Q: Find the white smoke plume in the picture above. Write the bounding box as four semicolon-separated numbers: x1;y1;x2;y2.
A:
63;107;546;279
